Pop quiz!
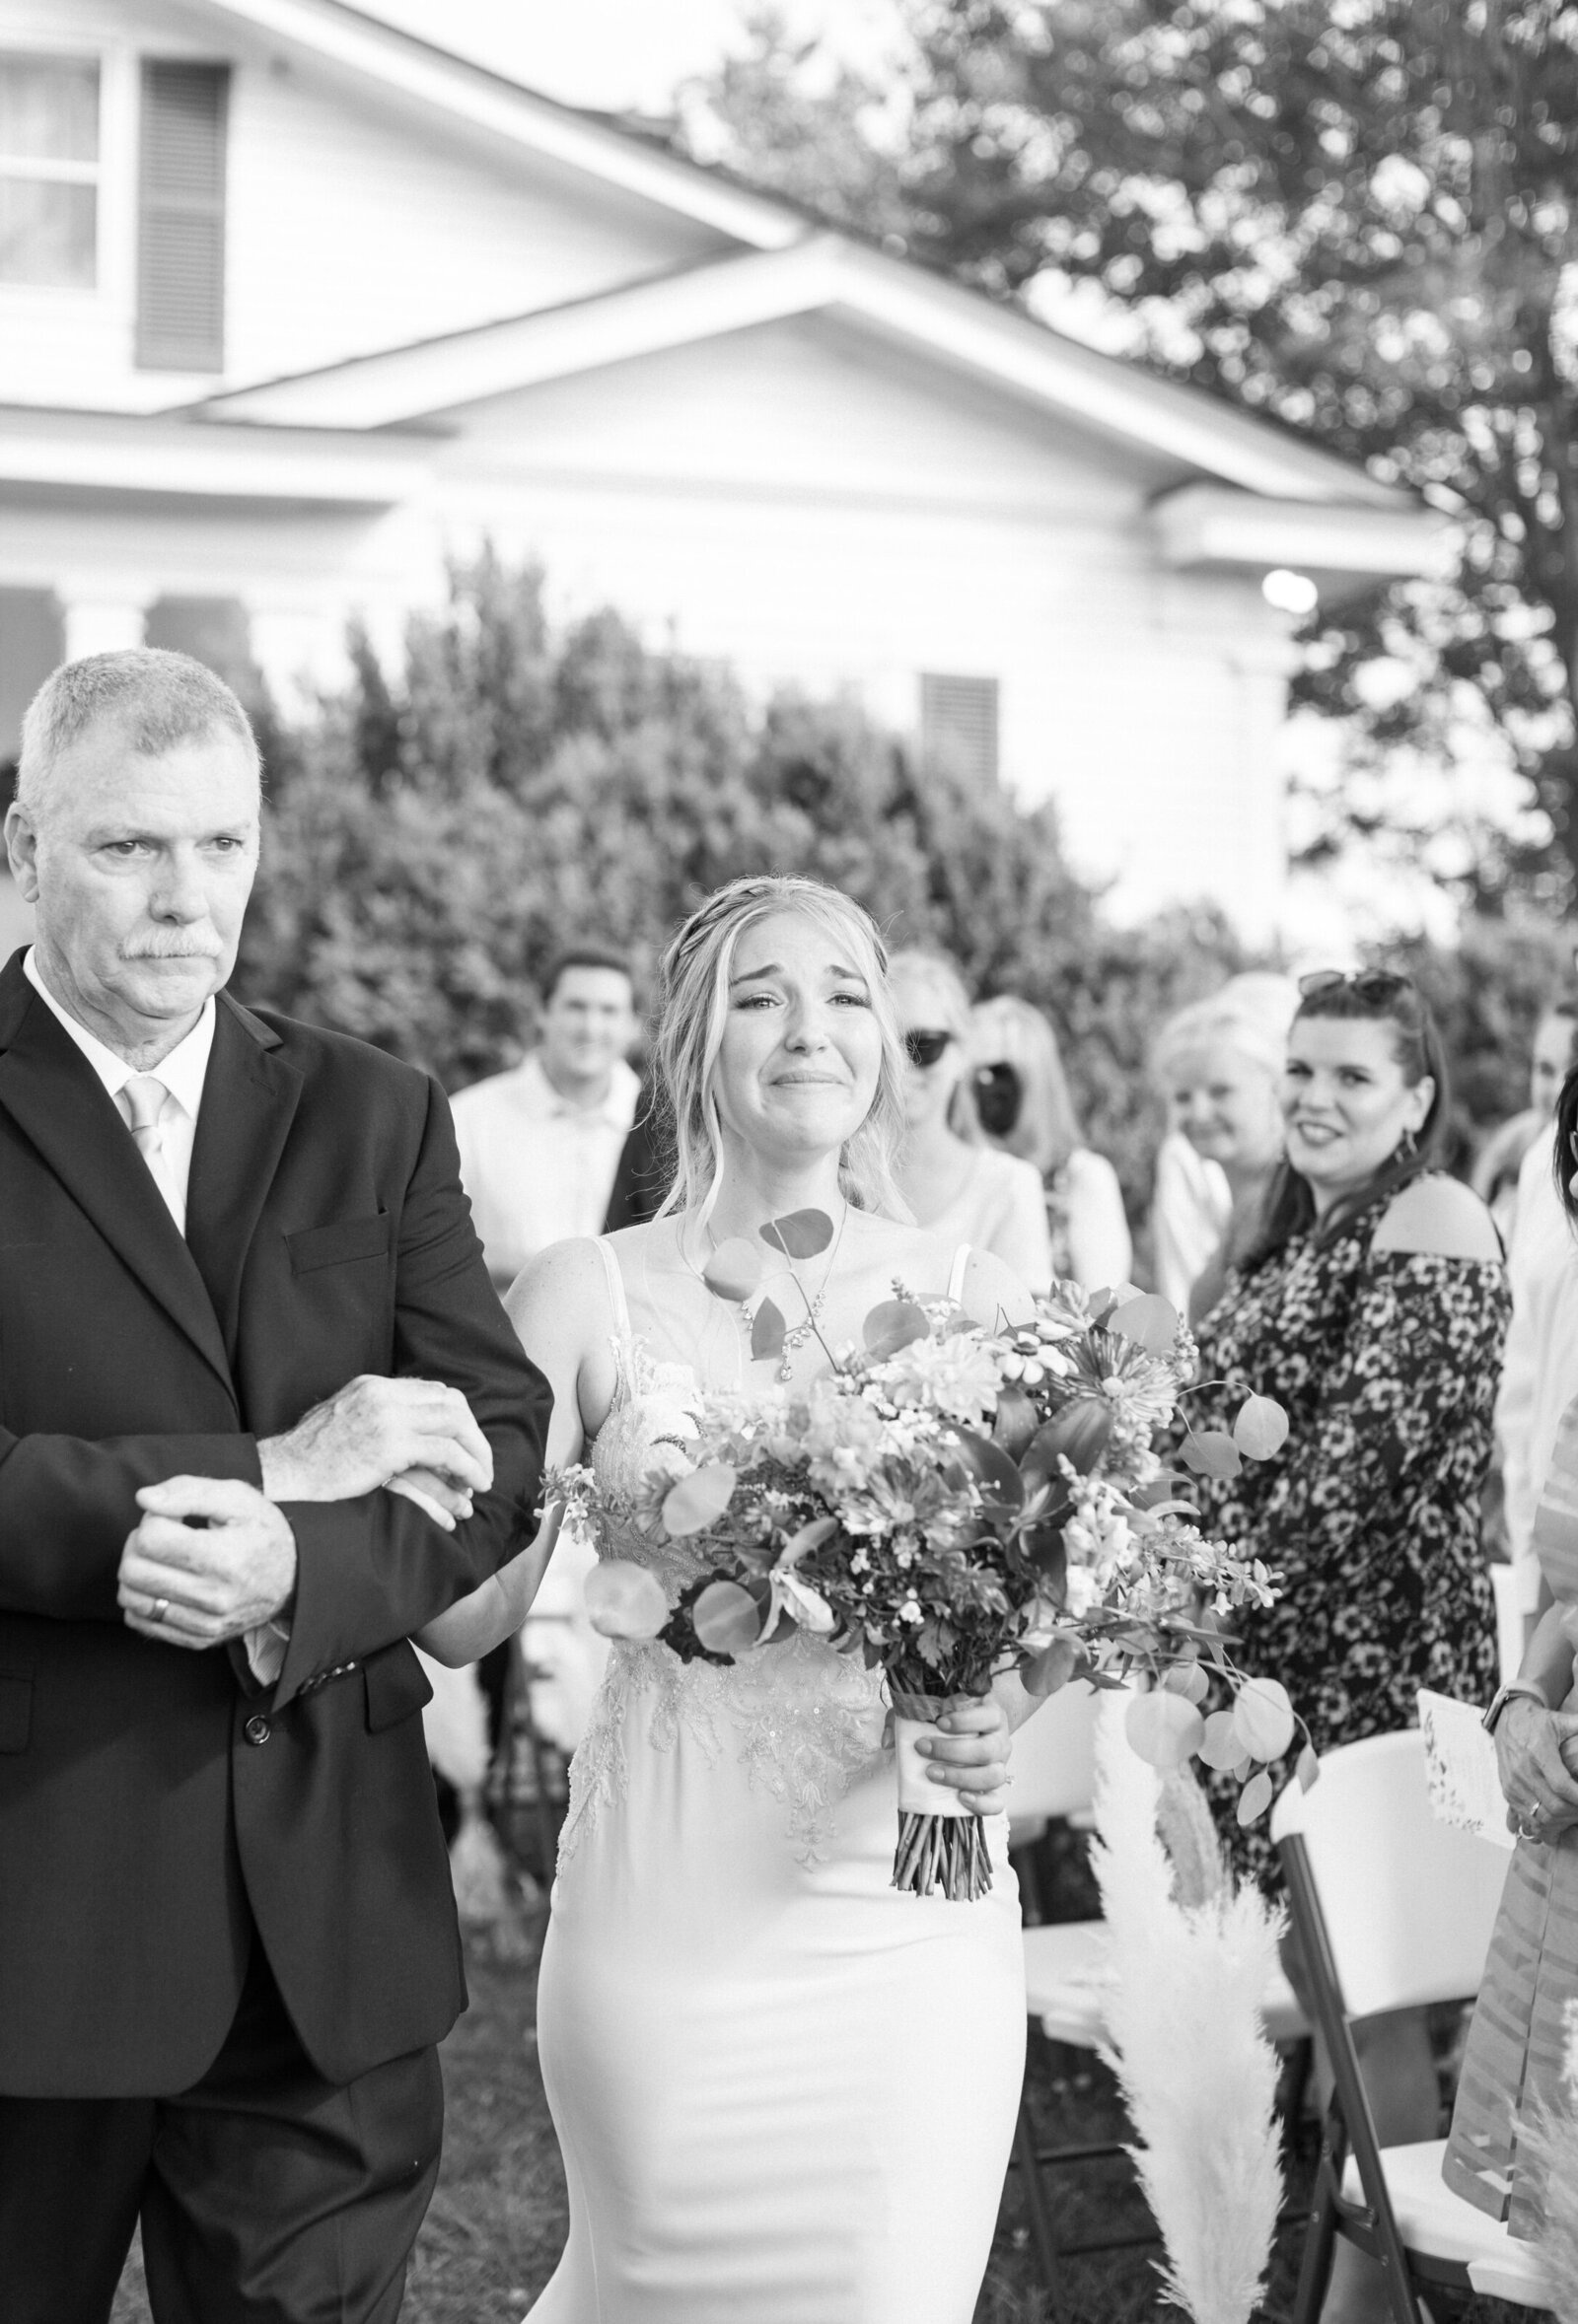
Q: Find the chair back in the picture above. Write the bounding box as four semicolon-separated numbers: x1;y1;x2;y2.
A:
1011;1680;1100;1819
1270;1728;1508;2019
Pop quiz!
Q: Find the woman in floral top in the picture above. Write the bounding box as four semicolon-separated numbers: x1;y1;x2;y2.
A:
1193;968;1508;2324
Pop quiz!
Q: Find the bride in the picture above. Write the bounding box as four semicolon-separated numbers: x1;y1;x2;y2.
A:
422;876;1040;2323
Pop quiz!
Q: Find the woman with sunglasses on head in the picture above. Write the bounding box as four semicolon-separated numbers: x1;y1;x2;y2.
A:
887;951;1055;1292
968;992;1131;1291
418;879;1041;2324
1191;968;1508;2324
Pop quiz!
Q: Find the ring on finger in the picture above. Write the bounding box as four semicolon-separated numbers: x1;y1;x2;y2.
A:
147;1595;172;1625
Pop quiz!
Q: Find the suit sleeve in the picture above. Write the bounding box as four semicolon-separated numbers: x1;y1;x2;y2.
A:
269;1075;551;1709
0;1429;264;1621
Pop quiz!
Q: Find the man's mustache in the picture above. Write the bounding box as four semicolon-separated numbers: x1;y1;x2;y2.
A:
121;938;224;961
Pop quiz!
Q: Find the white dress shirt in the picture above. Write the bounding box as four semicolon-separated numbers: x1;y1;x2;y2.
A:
1497;1123;1578;1567
24;949;285;1681
25;948;214;1233
451;1051;641;1287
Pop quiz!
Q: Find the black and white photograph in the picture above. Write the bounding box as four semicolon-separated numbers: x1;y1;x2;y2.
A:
2;3;1577;2320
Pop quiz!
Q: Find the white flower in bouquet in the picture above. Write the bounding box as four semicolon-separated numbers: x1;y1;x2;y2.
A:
867;1328;1003;1423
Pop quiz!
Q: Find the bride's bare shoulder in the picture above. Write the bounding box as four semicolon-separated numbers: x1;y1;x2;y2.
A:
505;1235;613;1338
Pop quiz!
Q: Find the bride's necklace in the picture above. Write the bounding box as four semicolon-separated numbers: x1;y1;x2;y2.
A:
705;1200;850;1384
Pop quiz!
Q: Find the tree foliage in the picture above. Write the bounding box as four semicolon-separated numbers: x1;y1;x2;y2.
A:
683;1;1578;904
239;555;1243;1213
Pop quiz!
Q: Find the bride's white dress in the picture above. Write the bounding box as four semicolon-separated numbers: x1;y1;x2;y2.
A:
527;1235;1026;2324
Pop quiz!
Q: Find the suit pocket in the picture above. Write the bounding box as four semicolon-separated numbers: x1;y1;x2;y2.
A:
287;1212;393;1275
363;1642;434;1734
0;1673;33;1754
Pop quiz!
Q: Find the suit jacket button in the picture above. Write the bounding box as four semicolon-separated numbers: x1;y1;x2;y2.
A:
244;1714;271;1746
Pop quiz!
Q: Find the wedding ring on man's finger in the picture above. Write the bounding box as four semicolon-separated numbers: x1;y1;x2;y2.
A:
147;1595;171;1625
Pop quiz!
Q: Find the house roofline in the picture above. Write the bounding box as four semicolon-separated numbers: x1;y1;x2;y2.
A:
202;0;806;248
192;234;1411;512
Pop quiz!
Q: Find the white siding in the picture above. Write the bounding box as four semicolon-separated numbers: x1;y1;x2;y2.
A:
424;318;1294;936
0;0;726;411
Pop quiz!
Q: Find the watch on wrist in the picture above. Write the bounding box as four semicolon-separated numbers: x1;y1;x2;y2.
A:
1483;1678;1551;1735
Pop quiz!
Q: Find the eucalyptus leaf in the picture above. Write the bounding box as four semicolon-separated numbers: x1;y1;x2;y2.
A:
661;1462;738;1538
702;1236;764;1302
780;1515;838;1566
1297;1744;1321;1794
1233;1393;1291;1461
1024;1636;1081;1699
1178;1429;1243;1480
582;1559;670;1641
1197;1708;1244;1770
751;1298;787;1363
759;1208;833;1259
1236;1768;1275;1825
1125;1688;1205;1771
862;1298;931;1359
692;1579;764;1657
1108;1292;1180;1355
1233;1675;1296;1762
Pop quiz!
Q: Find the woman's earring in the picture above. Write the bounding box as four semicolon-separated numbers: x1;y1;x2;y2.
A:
1398;1124;1418;1162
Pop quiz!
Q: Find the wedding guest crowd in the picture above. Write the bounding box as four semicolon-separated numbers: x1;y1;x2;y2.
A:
887;950;1054;1291
967;993;1131;1289
1149;972;1297;1321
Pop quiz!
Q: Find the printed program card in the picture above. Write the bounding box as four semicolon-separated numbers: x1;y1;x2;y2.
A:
1417;1689;1515;1852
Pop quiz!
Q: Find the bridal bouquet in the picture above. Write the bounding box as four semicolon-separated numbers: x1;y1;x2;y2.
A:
562;1210;1306;1902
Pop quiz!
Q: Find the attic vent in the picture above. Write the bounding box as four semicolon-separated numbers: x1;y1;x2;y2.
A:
920;672;999;786
136;59;228;373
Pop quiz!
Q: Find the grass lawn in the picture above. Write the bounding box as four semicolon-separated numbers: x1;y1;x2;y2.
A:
109;1906;1537;2323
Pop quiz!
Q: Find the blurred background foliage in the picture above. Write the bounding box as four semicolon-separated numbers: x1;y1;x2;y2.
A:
681;0;1578;911
241;554;1571;1224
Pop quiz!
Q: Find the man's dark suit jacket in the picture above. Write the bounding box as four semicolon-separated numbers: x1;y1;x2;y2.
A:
0;953;550;2099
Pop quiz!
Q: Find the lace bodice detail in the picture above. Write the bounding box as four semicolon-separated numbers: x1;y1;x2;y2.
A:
556;1262;888;1870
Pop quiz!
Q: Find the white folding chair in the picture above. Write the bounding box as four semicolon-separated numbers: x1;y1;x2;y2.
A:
1273;1729;1549;2323
1006;1685;1309;2305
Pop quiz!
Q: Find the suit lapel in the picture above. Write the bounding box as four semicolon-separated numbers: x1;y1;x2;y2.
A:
0;956;235;1393
185;994;303;1365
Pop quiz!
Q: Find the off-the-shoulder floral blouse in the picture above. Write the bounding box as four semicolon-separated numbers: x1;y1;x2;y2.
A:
1192;1176;1509;1889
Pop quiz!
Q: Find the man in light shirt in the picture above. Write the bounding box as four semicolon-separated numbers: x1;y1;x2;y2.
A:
451;947;642;1291
0;648;548;2324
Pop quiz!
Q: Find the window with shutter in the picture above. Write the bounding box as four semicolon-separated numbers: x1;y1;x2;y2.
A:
137;59;228;373
0;52;100;289
920;672;1000;787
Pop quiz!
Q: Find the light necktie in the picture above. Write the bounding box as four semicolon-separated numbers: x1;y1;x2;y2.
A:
121;1075;179;1224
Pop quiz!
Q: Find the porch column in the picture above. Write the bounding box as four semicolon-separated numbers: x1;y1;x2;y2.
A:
62;599;145;661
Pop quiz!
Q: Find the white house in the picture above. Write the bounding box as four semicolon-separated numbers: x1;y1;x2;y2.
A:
0;0;1441;937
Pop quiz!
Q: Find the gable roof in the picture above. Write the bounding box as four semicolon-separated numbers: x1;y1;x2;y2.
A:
194;229;1402;512
182;0;1425;553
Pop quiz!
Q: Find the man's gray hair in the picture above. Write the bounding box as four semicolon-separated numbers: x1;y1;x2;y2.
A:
17;648;260;825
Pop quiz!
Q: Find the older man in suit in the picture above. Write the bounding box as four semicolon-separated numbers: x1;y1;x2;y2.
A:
0;649;551;2323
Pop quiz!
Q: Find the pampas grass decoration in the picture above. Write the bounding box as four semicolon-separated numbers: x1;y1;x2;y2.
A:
1091;1696;1286;2324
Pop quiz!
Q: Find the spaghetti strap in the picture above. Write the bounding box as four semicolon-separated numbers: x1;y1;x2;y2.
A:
595;1234;634;1345
948;1242;972;1303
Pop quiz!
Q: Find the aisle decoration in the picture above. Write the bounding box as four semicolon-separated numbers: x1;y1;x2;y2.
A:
564;1207;1306;1901
1091;1701;1285;2324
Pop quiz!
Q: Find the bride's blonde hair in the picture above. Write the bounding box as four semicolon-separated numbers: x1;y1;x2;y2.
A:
654;876;907;1226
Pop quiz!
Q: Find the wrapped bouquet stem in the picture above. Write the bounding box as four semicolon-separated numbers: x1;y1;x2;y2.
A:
890;1687;994;1902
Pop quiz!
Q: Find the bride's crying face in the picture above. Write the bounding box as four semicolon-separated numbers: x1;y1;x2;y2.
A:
712;910;884;1163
